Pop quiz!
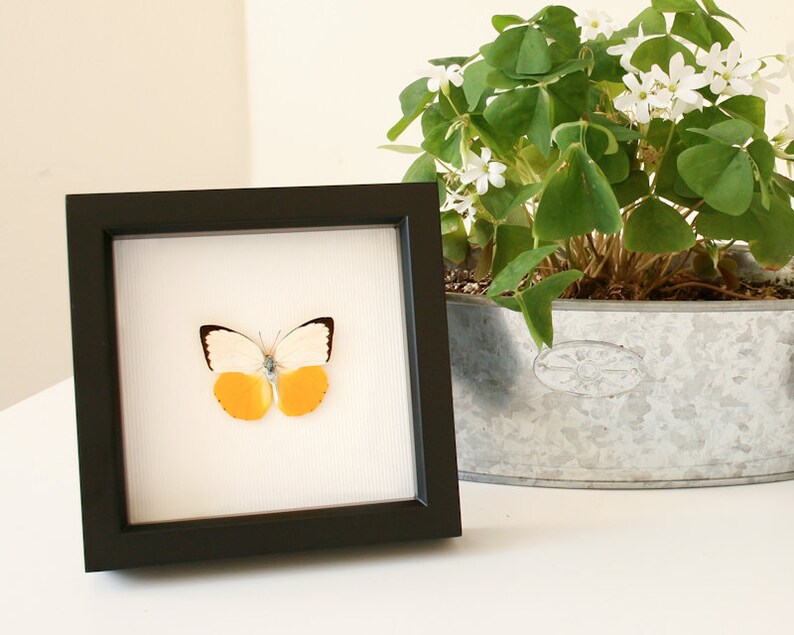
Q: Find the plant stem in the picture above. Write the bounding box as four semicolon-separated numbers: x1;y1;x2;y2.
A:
649;122;677;195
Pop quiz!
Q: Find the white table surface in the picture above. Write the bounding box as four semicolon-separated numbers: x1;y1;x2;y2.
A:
2;379;793;634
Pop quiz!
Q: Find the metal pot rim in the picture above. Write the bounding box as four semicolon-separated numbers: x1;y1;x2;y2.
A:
446;292;794;313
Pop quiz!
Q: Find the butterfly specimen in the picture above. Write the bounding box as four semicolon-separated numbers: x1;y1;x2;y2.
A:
200;317;334;420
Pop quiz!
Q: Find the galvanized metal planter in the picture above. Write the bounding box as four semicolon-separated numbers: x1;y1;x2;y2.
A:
447;293;794;488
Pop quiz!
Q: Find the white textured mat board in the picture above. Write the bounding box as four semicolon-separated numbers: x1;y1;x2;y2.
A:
113;225;416;524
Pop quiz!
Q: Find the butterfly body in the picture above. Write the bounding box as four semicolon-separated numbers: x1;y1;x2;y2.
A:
263;355;277;382
200;318;334;421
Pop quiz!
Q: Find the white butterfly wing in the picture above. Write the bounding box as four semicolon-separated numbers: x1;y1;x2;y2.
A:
200;325;265;374
274;317;334;370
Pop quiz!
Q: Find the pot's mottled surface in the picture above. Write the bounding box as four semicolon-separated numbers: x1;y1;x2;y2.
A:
447;295;794;488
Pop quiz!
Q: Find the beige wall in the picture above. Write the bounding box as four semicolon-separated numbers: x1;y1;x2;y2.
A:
0;2;250;409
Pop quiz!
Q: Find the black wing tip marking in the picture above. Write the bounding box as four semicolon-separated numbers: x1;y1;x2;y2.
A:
199;324;238;371
200;324;234;339
299;316;334;328
299;316;335;362
200;325;220;369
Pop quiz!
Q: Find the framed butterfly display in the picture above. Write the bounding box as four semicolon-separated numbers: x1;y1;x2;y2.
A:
67;183;460;571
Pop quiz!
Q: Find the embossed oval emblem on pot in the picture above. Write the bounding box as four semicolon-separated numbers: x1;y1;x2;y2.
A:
533;340;645;397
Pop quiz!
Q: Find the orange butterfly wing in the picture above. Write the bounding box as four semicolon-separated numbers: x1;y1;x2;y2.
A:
276;366;329;417
213;372;273;421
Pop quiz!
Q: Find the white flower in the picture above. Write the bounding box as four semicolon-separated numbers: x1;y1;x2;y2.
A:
650;53;708;118
696;42;726;73
459;148;507;195
701;42;761;96
783;104;794;138
774;42;794;82
426;64;464;94
574;10;615;43
671;93;705;118
606;26;647;72
442;191;477;233
772;105;794;147
751;72;780;100
613;72;670;124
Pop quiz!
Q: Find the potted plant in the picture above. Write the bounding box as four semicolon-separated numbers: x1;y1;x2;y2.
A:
385;0;794;488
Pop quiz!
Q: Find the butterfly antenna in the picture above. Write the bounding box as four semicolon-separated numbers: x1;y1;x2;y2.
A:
262;329;281;356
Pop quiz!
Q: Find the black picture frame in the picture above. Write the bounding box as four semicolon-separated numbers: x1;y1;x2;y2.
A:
66;183;461;571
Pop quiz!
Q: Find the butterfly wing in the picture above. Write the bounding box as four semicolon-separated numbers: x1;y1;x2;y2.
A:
200;324;265;374
200;325;271;420
273;317;334;371
277;366;329;417
213;372;273;420
273;318;334;416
